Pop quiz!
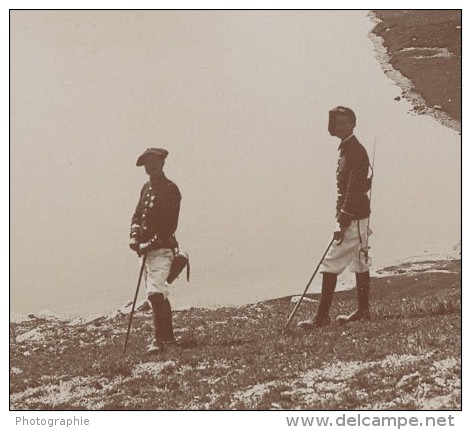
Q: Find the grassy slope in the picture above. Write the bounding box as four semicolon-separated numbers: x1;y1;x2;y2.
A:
10;259;460;410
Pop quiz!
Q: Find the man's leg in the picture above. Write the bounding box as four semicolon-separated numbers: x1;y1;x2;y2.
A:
337;219;372;324
161;298;177;343
337;271;371;323
144;249;174;354
298;273;337;328
315;272;338;325
298;222;361;329
148;293;166;353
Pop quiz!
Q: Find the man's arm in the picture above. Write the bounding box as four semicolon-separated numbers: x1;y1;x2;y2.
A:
338;150;370;225
129;186;145;251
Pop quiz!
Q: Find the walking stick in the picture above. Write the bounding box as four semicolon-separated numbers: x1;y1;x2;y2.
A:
123;253;147;354
283;237;335;332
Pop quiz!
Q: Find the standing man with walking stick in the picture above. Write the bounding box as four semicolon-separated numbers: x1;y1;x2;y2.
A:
129;148;182;354
298;106;372;329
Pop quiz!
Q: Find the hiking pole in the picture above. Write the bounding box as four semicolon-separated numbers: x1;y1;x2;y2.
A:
123;253;147;354
283;237;335;333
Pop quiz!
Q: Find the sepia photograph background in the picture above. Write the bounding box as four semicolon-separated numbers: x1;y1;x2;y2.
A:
8;3;463;418
10;10;460;317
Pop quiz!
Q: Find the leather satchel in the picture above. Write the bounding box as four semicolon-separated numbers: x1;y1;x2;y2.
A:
167;251;190;284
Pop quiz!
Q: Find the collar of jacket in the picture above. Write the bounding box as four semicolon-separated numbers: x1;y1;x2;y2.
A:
149;172;167;186
338;134;356;152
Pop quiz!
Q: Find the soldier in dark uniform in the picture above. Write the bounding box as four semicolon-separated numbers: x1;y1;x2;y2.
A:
299;106;372;328
129;148;182;354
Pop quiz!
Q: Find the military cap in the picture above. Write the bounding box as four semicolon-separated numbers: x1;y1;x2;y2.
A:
328;106;356;136
136;148;169;166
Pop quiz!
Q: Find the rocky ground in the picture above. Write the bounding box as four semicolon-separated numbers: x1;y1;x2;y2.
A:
10;258;461;410
370;10;461;131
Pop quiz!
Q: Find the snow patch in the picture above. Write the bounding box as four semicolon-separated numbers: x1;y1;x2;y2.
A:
399;47;454;59
16;328;45;343
10;376;108;410
231;382;274;407
231;352;438;408
290;296;318;305
132;361;176;378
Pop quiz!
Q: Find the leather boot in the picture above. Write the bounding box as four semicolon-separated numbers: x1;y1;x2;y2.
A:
147;293;165;354
160;298;177;344
298;273;337;329
337;271;371;324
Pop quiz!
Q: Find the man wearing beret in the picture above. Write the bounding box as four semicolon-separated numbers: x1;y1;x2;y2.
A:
299;106;372;328
130;148;182;354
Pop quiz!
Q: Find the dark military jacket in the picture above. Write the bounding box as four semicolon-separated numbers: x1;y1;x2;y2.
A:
336;135;371;220
130;173;181;250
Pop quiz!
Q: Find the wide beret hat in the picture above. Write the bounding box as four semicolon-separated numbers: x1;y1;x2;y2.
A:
136;148;169;166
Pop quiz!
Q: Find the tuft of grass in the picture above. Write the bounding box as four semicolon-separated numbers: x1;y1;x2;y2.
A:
92;358;134;378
